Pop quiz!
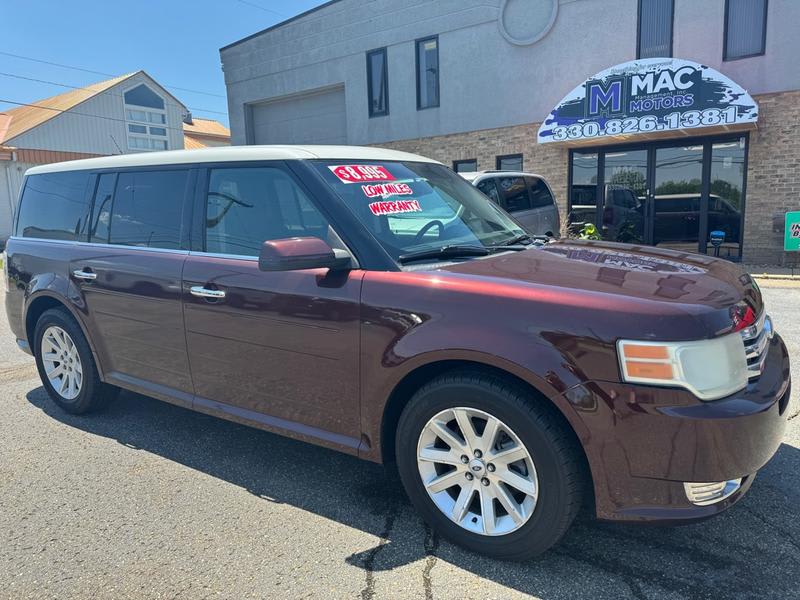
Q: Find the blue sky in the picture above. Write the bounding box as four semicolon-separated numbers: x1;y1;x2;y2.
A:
0;0;328;127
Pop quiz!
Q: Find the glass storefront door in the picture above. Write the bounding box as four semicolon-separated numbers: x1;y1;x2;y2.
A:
652;144;704;253
707;138;746;259
568;135;747;259
603;149;647;244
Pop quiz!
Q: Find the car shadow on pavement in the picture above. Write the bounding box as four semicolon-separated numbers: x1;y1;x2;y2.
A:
26;386;800;600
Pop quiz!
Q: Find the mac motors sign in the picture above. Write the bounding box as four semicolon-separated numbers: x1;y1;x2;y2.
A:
538;58;758;144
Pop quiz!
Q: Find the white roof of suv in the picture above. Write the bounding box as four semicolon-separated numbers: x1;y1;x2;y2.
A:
459;170;547;182
25;145;441;175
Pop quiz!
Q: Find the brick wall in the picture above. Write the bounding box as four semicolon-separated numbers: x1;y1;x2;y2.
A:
378;89;800;265
743;91;800;265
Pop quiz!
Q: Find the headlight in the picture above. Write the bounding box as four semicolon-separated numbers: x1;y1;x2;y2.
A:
617;333;748;401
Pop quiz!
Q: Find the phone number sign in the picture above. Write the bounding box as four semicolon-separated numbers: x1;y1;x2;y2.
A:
538;58;758;144
785;212;800;252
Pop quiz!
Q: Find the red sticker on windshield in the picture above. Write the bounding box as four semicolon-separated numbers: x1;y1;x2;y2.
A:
329;164;396;184
361;183;413;198
369;199;422;216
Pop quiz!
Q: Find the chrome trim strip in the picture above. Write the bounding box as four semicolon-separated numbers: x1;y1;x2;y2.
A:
684;478;742;506
9;236;191;256
741;312;772;380
187;250;258;262
745;329;770;360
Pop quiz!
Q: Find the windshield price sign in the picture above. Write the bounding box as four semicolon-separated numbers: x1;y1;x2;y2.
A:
538;58;758;144
785;212;800;252
329;164;395;184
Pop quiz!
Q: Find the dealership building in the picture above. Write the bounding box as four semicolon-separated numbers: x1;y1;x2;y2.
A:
220;0;799;265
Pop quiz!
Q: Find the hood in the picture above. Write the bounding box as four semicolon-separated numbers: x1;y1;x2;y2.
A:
438;239;762;335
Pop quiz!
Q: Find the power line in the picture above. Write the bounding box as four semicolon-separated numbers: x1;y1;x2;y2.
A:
234;0;289;17
0;71;228;117
0;98;190;135
0;50;226;99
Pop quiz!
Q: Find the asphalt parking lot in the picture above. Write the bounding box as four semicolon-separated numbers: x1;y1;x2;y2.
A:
1;276;799;600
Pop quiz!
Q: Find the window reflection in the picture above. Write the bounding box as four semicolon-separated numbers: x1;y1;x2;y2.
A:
569;152;599;235
706;137;745;259
603;150;647;243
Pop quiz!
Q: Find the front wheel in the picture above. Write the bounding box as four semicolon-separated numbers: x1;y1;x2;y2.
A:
395;372;585;560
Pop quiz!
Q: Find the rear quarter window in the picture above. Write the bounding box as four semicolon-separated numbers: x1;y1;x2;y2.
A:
16;171;91;240
498;176;531;213
526;177;555;209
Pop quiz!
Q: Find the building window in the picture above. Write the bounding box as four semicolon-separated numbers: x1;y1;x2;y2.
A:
416;36;439;110
123;83;169;152
496;154;523;171
724;0;768;60
366;48;389;117
637;0;674;58
453;159;477;173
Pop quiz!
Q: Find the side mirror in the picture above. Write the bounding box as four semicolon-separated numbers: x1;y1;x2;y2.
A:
258;237;352;272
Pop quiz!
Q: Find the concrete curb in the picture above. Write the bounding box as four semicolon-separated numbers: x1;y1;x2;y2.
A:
750;274;800;281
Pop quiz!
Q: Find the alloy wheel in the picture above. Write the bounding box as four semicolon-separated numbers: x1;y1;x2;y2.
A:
416;407;538;536
40;325;83;400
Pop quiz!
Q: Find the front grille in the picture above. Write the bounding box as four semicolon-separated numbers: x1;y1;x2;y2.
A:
741;312;773;381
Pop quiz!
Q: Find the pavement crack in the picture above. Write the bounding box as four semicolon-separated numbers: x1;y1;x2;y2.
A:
740;504;800;552
359;511;396;600
421;523;439;600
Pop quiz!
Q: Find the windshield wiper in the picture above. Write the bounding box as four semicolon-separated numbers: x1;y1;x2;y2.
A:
398;245;490;264
495;233;534;246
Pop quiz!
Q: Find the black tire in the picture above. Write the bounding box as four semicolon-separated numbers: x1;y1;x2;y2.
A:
395;371;585;560
33;307;117;414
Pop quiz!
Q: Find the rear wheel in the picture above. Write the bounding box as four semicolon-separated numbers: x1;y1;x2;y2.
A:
33;308;117;414
395;371;584;560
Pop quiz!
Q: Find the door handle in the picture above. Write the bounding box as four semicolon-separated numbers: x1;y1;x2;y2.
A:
72;269;97;281
190;286;226;300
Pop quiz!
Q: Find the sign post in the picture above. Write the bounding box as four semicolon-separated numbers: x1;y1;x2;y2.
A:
785;212;800;251
784;211;800;275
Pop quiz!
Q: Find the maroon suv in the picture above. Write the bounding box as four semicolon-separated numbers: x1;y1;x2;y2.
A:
4;146;791;559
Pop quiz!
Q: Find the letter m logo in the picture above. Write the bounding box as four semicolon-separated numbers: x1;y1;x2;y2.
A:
586;78;624;116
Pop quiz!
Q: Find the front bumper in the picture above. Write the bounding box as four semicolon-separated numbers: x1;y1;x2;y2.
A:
566;332;791;523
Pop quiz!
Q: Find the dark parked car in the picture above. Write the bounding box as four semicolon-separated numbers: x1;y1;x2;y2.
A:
568;183;644;242
4;146;790;559
653;193;742;246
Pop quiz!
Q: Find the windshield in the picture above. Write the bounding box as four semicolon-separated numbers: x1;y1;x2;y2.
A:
311;161;526;261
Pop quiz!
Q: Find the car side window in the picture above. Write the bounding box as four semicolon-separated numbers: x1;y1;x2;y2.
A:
90;169;188;249
498;176;531;213
476;179;501;205
16;171;91;241
526;177;555;209
205;167;333;257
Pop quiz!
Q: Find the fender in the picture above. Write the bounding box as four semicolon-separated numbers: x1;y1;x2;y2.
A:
23;277;108;381
358;308;597;463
